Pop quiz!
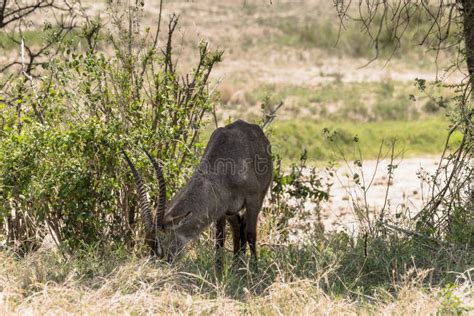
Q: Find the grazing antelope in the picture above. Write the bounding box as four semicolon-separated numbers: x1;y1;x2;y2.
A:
123;120;273;266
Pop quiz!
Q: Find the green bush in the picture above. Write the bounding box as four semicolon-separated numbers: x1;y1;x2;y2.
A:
0;122;123;251
0;6;222;254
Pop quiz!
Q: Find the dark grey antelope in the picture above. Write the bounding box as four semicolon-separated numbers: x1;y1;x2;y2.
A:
123;120;273;266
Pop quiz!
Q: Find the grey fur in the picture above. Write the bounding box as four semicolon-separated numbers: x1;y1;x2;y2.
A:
125;120;273;263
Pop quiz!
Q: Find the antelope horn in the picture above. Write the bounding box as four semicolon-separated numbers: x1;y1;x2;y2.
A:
122;149;162;257
143;149;167;229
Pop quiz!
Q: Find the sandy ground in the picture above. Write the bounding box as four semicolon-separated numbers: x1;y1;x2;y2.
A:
288;156;441;239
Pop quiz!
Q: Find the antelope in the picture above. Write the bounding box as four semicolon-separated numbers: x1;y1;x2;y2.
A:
123;120;273;266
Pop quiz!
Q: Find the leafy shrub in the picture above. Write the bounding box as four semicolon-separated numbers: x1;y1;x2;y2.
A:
423;97;449;114
0;122;124;251
262;150;332;242
0;5;222;254
423;99;441;113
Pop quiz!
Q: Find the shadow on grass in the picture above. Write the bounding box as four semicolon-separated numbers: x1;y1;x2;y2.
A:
2;230;471;305
177;231;473;300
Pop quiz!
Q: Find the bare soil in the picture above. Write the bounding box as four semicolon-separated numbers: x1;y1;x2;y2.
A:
288;156;441;240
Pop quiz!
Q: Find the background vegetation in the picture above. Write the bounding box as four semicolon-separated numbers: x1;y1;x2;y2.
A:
0;0;472;314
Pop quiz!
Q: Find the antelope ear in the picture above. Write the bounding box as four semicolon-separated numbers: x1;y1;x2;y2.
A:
171;211;192;225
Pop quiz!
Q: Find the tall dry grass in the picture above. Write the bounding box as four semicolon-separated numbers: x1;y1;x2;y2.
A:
1;240;472;315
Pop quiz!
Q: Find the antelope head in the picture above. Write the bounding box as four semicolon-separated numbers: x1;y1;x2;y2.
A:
122;149;197;259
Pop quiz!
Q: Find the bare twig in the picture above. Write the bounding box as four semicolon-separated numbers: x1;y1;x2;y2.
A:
382;222;441;248
262;101;284;130
20;38;44;124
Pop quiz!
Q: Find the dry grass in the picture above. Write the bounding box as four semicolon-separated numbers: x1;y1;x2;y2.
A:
1;245;472;315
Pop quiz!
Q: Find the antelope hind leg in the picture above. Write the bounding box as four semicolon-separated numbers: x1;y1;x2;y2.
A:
244;195;263;270
215;217;226;273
